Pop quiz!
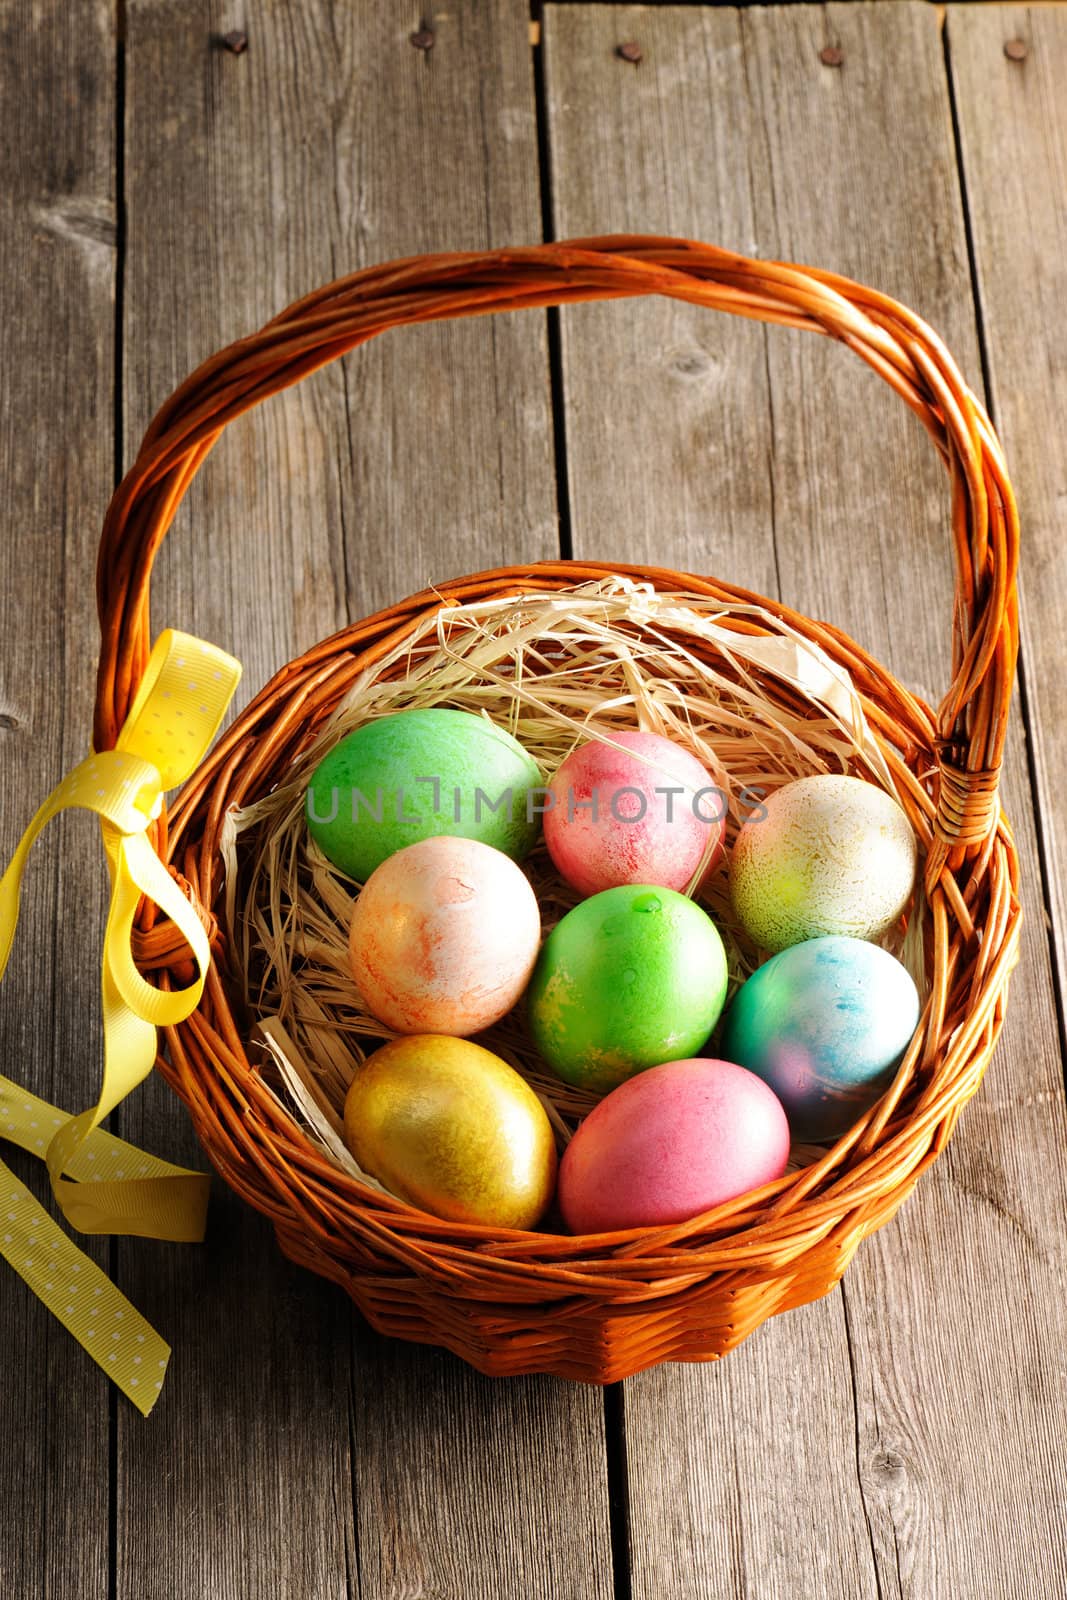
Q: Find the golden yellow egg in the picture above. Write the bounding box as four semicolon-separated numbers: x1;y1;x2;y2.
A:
343;1035;558;1229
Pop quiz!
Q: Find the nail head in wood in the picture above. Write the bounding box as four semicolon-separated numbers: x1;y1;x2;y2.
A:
220;30;247;56
616;42;643;66
819;45;844;69
410;29;435;53
1003;39;1028;64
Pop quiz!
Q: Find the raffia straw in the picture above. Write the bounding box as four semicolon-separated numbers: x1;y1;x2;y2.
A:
220;577;921;1189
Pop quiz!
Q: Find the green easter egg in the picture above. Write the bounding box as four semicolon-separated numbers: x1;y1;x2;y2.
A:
306;709;542;881
527;885;729;1093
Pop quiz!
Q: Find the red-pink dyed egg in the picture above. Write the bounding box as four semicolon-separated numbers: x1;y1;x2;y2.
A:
544;730;725;896
348;836;541;1035
558;1058;790;1234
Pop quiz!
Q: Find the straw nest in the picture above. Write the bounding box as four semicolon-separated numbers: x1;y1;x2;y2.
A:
219;575;925;1201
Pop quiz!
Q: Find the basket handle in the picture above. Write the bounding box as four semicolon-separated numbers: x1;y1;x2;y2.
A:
94;236;1018;860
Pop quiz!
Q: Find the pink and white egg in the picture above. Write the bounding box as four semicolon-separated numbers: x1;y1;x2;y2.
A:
558;1058;791;1234
544;730;725;896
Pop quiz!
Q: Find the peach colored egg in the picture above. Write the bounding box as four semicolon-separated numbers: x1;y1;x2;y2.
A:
348;835;541;1035
558;1058;790;1234
544;730;725;896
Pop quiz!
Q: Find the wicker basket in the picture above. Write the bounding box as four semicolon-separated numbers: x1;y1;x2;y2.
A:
102;237;1020;1383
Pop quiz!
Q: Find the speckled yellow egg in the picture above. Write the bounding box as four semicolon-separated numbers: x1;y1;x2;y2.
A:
343;1035;557;1228
730;774;917;952
349;835;541;1035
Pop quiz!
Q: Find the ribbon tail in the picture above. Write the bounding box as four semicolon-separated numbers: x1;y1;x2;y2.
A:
0;1155;172;1416
41;819;216;1240
2;1076;210;1242
53;1168;210;1240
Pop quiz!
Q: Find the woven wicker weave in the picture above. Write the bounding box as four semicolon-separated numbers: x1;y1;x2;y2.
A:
103;237;1020;1382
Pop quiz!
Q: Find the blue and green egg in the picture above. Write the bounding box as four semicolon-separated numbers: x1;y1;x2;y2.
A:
720;935;920;1142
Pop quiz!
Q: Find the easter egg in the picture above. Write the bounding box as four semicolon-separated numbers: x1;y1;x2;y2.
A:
544;730;726;896
526;885;729;1092
343;1035;557;1229
558;1058;790;1234
349;836;541;1035
730;773;917;952
720;935;921;1142
306;708;542;881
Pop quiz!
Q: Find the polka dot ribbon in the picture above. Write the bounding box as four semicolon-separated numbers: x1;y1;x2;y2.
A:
0;630;241;1415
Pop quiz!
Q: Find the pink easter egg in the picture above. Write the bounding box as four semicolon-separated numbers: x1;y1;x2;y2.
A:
544;730;725;896
348;835;541;1035
558;1058;790;1234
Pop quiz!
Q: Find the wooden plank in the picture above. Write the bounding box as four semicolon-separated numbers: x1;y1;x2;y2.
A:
948;6;1067;1065
118;5;612;1599
544;11;877;1594
545;5;1067;1597
0;3;115;1598
546;6;779;594
943;22;1067;1582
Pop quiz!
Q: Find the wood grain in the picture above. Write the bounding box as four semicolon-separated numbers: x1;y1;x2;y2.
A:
117;4;611;1599
546;4;779;594
7;4;1067;1597
0;4;115;1597
947;4;1067;1062
545;9;877;1595
545;4;1067;1597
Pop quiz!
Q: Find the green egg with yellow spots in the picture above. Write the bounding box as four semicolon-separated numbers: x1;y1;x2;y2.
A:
527;885;729;1093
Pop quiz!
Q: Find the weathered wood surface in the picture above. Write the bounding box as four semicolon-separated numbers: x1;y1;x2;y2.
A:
0;3;115;1598
545;4;1067;1598
116;4;612;1600
2;2;1067;1598
948;1;1067;1109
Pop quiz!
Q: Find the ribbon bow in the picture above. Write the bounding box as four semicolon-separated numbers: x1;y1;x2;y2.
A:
0;630;241;1415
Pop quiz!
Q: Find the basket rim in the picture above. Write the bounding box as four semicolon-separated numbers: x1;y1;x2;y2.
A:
150;563;1021;1302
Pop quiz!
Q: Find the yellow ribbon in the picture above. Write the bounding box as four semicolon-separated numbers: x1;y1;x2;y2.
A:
0;630;241;1414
